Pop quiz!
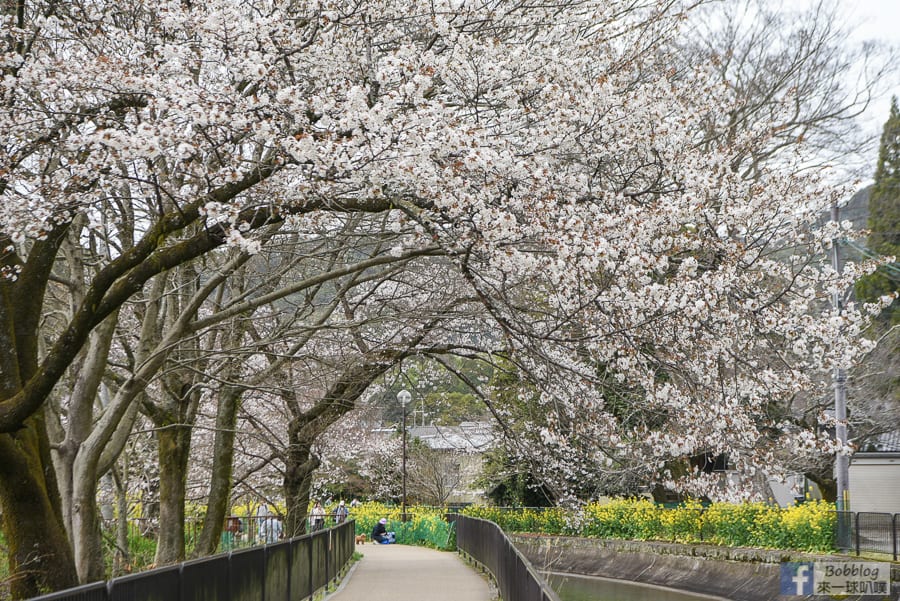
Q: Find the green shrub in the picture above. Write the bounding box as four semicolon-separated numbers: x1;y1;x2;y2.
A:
102;531;157;576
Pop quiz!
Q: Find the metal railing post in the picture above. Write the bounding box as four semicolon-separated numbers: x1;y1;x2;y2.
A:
855;512;861;556
225;551;233;601
325;529;331;590
261;545;267;601
894;513;898;562
178;561;185;601
286;539;292;601
308;534;314;600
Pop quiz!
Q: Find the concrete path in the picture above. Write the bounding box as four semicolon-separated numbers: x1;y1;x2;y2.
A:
327;543;496;601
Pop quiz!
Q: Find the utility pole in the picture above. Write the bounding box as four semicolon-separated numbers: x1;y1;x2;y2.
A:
830;203;850;514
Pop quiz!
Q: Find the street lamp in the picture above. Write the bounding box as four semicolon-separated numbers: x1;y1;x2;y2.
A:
397;389;412;520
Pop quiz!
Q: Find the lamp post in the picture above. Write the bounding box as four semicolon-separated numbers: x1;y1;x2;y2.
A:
397;389;412;521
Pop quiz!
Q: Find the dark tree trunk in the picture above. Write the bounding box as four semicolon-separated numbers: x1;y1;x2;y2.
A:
153;423;192;565
146;371;201;566
0;418;77;599
805;471;837;503
192;386;242;557
284;415;320;538
0;225;77;598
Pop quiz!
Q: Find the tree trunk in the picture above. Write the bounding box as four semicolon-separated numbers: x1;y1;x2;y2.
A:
284;421;319;539
806;471;837;503
153;423;192;565
112;466;130;576
0;418;77;599
55;313;120;584
69;461;105;583
278;354;418;536
192;386;242;557
0;226;77;598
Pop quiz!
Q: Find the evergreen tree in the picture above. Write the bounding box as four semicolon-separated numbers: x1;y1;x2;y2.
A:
856;97;900;325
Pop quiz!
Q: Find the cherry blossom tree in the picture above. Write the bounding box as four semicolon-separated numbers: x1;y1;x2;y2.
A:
406;439;465;506
0;0;889;596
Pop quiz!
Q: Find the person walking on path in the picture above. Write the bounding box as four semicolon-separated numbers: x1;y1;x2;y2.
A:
310;500;326;531
334;500;349;523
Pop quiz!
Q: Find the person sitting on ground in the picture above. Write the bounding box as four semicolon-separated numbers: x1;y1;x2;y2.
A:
371;518;388;543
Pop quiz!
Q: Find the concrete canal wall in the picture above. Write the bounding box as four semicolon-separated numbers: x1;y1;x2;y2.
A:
510;534;900;601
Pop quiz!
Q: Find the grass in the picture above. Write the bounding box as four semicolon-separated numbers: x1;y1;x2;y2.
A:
0;531;10;601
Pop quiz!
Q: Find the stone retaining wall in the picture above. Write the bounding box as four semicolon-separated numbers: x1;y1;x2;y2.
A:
510;534;900;601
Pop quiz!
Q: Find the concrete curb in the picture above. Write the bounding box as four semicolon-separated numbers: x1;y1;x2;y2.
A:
511;535;900;601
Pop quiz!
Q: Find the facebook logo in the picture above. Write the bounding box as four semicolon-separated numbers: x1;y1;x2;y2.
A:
780;562;814;595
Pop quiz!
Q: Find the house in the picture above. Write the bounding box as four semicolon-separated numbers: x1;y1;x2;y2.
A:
406;422;495;505
849;430;900;514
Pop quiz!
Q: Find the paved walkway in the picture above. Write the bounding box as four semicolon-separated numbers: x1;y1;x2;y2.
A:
327;543;495;601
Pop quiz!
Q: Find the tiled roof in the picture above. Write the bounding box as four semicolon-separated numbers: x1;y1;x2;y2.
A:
406;422;495;453
869;430;900;452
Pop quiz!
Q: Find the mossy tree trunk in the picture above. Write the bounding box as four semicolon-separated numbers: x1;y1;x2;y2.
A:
147;381;199;566
154;422;193;565
192;385;242;557
284;413;320;538
0;418;77;599
0;226;79;598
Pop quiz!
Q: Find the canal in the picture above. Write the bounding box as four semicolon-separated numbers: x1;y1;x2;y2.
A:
546;572;733;601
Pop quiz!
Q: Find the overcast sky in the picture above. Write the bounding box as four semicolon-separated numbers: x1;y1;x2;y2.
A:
836;0;900;183
843;0;900;130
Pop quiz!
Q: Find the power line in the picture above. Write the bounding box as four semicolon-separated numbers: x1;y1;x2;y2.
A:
841;239;900;281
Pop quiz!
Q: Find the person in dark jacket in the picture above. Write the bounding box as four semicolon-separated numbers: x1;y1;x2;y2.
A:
371;518;388;543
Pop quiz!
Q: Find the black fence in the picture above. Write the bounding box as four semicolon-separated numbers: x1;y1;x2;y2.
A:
29;520;356;601
452;514;561;601
835;511;900;559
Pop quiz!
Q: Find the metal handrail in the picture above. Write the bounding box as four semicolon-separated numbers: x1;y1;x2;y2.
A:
27;519;355;601
452;514;562;601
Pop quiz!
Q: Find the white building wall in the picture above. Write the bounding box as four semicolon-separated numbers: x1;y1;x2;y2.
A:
767;473;812;507
848;453;900;514
448;454;486;505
